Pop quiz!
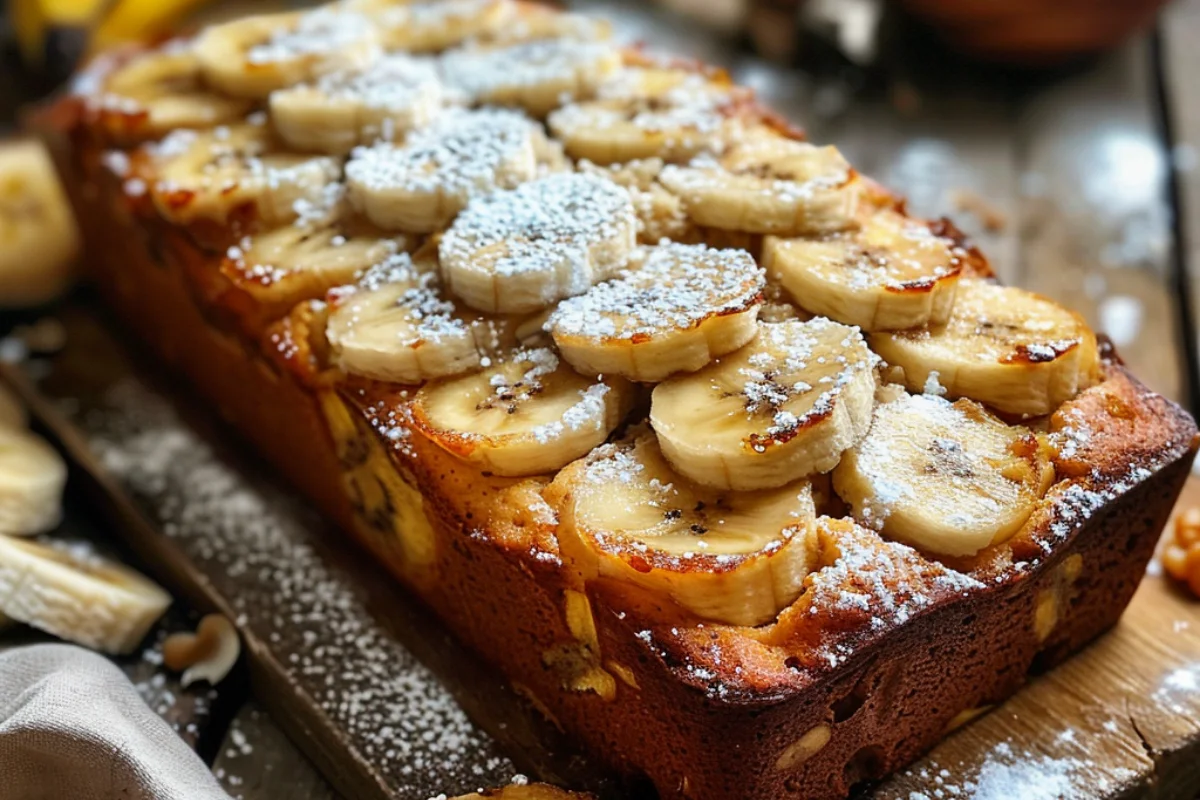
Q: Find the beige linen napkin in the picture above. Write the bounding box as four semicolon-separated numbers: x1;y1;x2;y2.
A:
0;643;231;800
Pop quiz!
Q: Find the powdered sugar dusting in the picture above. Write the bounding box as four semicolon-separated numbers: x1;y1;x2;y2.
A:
79;378;514;795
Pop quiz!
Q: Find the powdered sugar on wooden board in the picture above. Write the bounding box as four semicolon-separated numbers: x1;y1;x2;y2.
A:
78;377;517;796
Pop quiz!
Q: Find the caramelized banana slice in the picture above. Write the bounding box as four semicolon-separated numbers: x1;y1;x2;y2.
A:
269;53;446;153
550;429;820;627
411;347;634;476
833;393;1054;557
326;252;502;384
351;0;515;51
195;8;380;99
764;209;964;331
144;124;341;228
440;37;620;115
548;242;764;382
871;278;1100;416
659;135;859;235
548;66;742;165
345;107;539;233
87;44;252;143
439;172;638;314
650;319;877;491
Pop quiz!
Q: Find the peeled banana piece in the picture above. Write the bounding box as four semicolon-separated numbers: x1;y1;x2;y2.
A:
548;242;765;382
440;37;621;115
145;124;341;228
833;393;1054;557
0;140;80;309
547;66;740;165
90;45;252;143
221;204;406;316
351;0;515;51
0;428;67;537
659;135;859;235
269;53;445;154
871;278;1100;416
194;8;380;99
326;252;500;384
345;107;539;233
0;536;171;654
650;318;877;491
550;429;821;627
764;209;964;331
439;172;638;314
411;347;634;476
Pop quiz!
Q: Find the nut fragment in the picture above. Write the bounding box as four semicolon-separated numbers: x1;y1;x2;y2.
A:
775;724;832;771
163;613;240;687
1163;507;1200;598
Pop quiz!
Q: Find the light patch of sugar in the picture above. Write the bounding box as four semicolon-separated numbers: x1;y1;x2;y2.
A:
79;378;514;794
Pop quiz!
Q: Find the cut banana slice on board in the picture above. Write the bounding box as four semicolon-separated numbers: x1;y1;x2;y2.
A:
440;37;621;115
764;209;964;331
326;252;505;383
547;66;741;165
0;536;171;655
659;136;859;235
870;278;1101;417
195;8;380;99
0;429;66;536
0;140;80;309
351;0;515;51
549;429;820;627
220;204;406;318
270;53;445;154
88;45;252;143
548;242;764;382
833;393;1054;557
345;107;539;233
411;347;634;476
144;124;341;228
439;172;638;314
650;318;877;491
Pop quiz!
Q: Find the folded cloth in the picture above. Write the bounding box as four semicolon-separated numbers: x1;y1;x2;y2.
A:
0;643;231;800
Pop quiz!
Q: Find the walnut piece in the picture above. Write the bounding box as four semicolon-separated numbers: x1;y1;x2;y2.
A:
1162;507;1200;598
162;613;240;687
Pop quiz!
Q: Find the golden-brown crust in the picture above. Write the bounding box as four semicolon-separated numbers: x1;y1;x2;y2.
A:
44;32;1199;800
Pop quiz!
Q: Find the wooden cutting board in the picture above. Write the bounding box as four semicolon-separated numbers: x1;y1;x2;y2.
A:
6;302;1200;800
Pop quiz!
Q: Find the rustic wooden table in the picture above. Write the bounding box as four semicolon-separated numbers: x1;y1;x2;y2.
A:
5;0;1200;798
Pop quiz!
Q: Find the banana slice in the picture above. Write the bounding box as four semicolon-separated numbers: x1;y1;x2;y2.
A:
548;66;741;165
410;347;634;476
0;429;67;536
650;318;877;491
482;2;612;45
269;53;445;153
145;124;341;228
195;8;380;98
659;136;859;235
439;172;638;314
764;209;964;331
870;278;1101;416
0;140;80;309
345;107;539;233
89;45;252;143
0;536;171;654
549;429;820;626
352;0;515;51
576;158;691;244
548;242;764;382
221;201;406;321
440;37;621;115
326;251;504;383
832;393;1054;557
